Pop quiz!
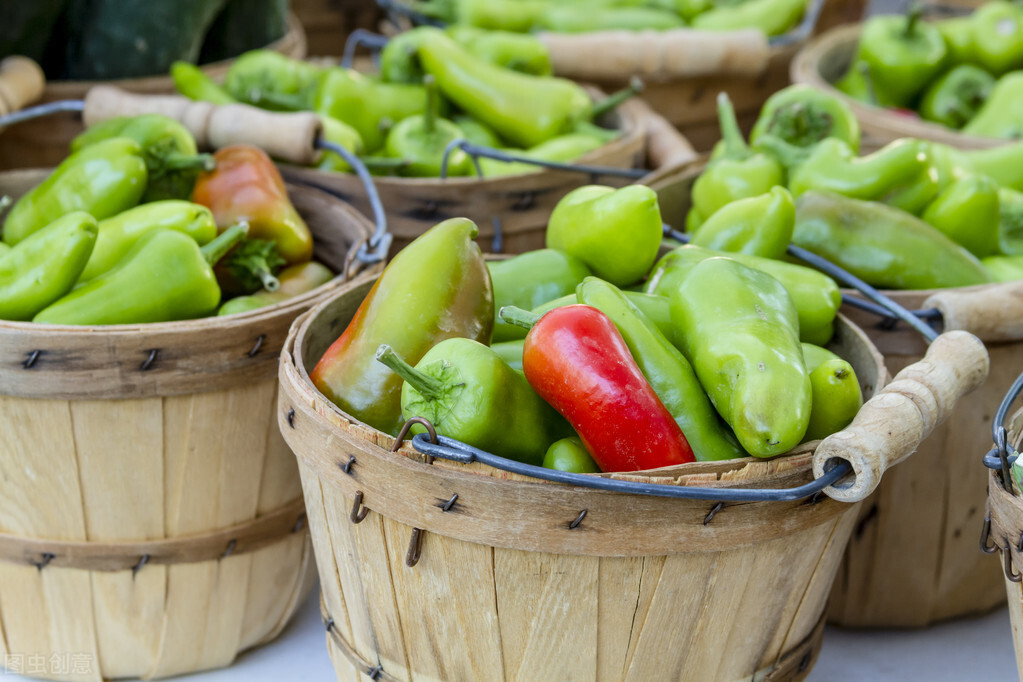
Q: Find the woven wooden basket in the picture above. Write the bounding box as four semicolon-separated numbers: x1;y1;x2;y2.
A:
273;265;901;681
649;160;1023;628
0;170;376;681
0;13;307;172
790;23;1005;149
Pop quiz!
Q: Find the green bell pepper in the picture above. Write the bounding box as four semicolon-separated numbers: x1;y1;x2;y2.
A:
919;65;995;130
691;186;795;259
855;6;947;107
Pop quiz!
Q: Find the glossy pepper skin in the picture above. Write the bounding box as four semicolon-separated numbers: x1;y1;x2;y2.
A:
921;175;1000;258
311;218;493;436
3;138;146;246
749;85;861;154
33;223;246;325
383;76;472;177
645;244;842;346
854;6;947;107
192;145;313;265
543;437;599;473
376;340;570;466
0;212;97;321
501;304;695;472
793;191;993;289
171;61;236;104
691;186;795;260
577;277;745;462
969;1;1023;75
218;261;334;316
919;65;995;130
962;72;1023;140
692;0;805;36
530;290;675;340
415;27;593;148
79;200;217;283
692;93;784;219
488;249;591;342
546;185;662;288
801;343;862;442
224;50;324;110
670;257;811;457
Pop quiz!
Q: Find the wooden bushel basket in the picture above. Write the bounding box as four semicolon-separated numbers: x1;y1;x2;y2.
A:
277;263;989;681
649;161;1023;628
0;13;307;172
0;170;377;681
790;23;1005;150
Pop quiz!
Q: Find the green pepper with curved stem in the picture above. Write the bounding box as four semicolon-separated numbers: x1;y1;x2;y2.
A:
546;184;662;287
79;200;217;283
970;1;1023;76
3;138;147;246
224;50;324;110
921;175;999;258
34;223;247;325
919;65;995;130
578;276;746;462
749;85;861;154
171;61;236;105
801;343;862;442
670;257;811;457
478;133;606;177
376;340;570;465
691;186;795;259
384;76;472;177
793;190;993;289
692;93;784;219
855;5;947;107
488;249;592;343
0;212;98;321
997;187;1023;256
692;0;805;36
543;437;599;473
962;72;1023;140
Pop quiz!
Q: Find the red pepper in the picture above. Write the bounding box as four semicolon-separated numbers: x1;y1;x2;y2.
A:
504;304;695;472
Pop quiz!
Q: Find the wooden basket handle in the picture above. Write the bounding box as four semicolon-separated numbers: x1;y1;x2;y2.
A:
812;330;989;503
0;56;45;118
539;28;771;82
628;98;698;170
923;282;1023;343
82;85;322;165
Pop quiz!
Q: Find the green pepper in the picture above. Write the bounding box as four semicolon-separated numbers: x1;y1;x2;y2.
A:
316;116;366;173
78;200;217;283
962;72;1023;140
415;26;594;148
452;115;503;148
577;276;745;462
3;138;147;246
218;261;334;315
921;175;999;258
0;212;98;321
445;26;551;76
670;257;810;457
919;65;995;130
224;50;324;110
488;249;592;342
997;187;1023;256
383;76;472;177
691;0;805;36
71;114;215;202
478;133;606;177
793;190;993;289
854;5;947;107
418;0;545;31
546;185;662;288
801;343;862;442
33;222;246;325
964;142;1023;191
171;61;236;105
530;290;675;340
936;17;975;66
749;84;861;154
835;60;875;106
691;186;795;259
645;244;842;345
376;340;570;465
537;5;685;32
981;254;1023;282
542;437;599;473
310;218;493;436
692;93;784;219
969;1;1023;76
490;339;525;371
314;68;431;153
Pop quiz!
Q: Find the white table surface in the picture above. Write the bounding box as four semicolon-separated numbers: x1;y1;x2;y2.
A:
10;584;1013;681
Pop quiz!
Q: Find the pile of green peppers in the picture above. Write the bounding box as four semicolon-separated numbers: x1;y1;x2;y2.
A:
689;84;1023;285
171;27;636;180
0;114;334;325
836;2;1023;137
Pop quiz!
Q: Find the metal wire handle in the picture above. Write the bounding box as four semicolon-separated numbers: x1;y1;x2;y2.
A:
439;137;648;181
982;372;1023;487
315;139;392;264
411;432;851;502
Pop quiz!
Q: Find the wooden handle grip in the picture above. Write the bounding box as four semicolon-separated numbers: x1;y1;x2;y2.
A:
82;85;322;165
924;282;1023;343
0;56;45;117
540;28;770;82
630;98;697;170
812;330;989;503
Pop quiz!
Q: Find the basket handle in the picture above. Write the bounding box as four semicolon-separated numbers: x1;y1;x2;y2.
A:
629;98;698;170
923;282;1023;343
539;28;771;82
82;85;322;165
812;330;989;503
0;56;45;118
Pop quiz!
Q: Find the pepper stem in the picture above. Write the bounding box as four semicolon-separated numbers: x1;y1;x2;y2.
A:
716;92;750;160
375;344;445;399
201;222;249;266
904;2;922;37
423;74;437;135
498;305;540;330
161;152;216;173
592;76;644;120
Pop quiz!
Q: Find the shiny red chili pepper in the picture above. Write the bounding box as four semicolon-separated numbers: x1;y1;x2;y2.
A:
515;304;695;472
